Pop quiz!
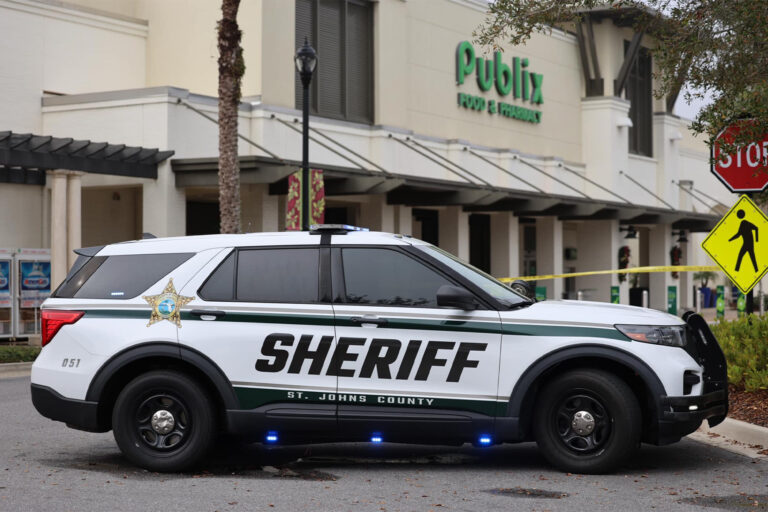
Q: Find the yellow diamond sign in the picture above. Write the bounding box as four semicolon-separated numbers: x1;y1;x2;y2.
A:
702;194;768;294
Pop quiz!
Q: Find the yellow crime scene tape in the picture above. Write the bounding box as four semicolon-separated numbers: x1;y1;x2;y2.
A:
499;265;720;283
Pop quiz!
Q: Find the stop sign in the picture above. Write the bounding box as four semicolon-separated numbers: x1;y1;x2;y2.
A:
711;124;768;193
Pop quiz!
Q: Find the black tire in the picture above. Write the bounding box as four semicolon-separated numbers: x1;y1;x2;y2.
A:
112;370;216;472
533;369;641;474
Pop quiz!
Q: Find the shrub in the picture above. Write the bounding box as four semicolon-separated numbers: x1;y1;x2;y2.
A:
0;345;41;364
711;315;768;391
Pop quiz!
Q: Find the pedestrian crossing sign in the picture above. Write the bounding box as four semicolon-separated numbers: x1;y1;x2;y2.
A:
702;194;768;294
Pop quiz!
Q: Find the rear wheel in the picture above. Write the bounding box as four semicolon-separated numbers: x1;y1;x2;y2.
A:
112;370;216;472
534;370;641;474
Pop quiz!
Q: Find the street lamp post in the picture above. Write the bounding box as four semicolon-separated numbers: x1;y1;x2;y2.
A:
294;38;317;231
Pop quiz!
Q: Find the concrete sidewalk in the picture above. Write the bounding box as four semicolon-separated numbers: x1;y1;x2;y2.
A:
0;361;33;379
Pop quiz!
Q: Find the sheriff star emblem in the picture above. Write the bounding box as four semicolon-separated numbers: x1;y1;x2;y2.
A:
142;278;193;327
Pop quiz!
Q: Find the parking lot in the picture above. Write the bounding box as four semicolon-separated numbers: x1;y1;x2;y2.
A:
2;376;766;511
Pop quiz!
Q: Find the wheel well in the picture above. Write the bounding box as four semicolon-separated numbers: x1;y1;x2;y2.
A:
517;357;657;442
94;356;227;432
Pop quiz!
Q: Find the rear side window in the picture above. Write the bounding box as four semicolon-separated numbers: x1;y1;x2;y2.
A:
200;248;320;303
236;248;319;303
54;253;193;299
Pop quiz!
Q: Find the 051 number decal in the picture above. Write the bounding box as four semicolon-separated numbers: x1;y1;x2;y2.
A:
61;358;81;368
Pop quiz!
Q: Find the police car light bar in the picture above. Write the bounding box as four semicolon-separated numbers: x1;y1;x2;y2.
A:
265;431;278;443
309;224;370;234
370;435;383;443
478;435;492;446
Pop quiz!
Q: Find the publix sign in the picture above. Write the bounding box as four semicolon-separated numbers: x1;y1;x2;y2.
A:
456;41;543;124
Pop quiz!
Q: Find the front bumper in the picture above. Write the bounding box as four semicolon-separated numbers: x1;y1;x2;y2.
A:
652;312;729;445
656;389;728;444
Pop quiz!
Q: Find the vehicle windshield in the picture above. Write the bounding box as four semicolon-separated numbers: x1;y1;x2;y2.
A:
412;244;531;308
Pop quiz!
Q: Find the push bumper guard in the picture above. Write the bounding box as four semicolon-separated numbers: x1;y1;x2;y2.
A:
655;312;729;444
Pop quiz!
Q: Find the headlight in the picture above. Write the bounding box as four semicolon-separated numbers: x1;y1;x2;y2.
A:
615;324;687;347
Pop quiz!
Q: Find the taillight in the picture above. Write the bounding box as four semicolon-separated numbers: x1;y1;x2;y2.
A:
41;310;84;347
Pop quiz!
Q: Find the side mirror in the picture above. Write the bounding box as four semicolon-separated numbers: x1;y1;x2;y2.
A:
510;279;535;300
436;285;477;310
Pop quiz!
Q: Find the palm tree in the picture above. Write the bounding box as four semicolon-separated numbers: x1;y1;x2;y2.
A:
217;0;244;234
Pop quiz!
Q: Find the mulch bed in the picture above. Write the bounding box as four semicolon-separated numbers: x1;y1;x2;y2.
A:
728;384;768;429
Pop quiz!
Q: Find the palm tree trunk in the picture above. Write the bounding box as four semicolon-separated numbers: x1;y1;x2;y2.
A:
217;0;244;234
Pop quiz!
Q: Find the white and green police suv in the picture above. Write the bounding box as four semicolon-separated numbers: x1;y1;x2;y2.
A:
31;225;727;474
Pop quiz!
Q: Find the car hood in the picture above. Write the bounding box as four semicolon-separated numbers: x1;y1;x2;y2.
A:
500;300;684;328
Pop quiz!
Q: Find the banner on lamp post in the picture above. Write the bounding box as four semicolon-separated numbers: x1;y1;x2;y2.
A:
286;169;325;230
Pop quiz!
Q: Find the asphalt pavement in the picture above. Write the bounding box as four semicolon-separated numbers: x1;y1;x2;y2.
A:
1;376;766;512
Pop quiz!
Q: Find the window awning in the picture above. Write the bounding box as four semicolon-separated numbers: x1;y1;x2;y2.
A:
0;131;174;184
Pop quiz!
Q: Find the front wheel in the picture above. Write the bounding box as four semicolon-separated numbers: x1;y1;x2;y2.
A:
534;370;641;474
112;370;216;472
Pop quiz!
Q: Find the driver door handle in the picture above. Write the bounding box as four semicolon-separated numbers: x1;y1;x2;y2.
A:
349;315;388;327
190;309;226;321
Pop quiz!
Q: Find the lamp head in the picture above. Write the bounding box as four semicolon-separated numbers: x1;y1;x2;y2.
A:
295;37;317;86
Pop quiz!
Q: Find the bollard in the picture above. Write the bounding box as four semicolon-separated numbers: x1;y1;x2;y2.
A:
642;290;649;309
577;290;584;301
696;289;702;314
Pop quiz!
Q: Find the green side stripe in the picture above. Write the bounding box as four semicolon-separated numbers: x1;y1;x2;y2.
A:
334;316;501;334
180;311;336;326
502;324;630;341
81;310;627;340
234;386;500;416
84;310;149;320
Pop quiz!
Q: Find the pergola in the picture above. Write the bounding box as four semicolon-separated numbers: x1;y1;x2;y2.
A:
0;131;174;286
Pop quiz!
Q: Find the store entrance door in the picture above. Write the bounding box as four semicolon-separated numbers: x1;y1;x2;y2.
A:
469;214;491;273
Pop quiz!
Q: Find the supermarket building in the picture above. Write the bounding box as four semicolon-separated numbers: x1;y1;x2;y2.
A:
0;0;739;338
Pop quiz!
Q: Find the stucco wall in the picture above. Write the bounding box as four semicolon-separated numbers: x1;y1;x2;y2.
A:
0;0;146;133
0;184;45;248
82;187;142;246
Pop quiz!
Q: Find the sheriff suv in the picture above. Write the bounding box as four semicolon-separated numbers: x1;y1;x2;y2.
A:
31;225;727;474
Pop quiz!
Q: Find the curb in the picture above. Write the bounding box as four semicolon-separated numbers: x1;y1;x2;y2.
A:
0;362;33;379
689;418;768;459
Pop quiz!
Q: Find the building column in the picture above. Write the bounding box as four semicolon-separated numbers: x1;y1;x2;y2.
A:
359;194;395;232
574;220;624;303
66;172;83;268
438;206;469;260
653;113;683;209
142;161;185;237
536;216;563;300
48;170;68;289
648;223;676;311
394;205;412;236
490;211;519;279
242;184;279;232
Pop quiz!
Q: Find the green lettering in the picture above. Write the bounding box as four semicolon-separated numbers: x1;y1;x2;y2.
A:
494;52;512;96
456;41;475;85
476;57;493;92
513;57;521;99
522;58;529;101
531;73;544;104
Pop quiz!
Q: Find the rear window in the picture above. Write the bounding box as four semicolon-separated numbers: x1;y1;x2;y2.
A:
54;253;193;299
198;248;320;303
236;248;319;303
